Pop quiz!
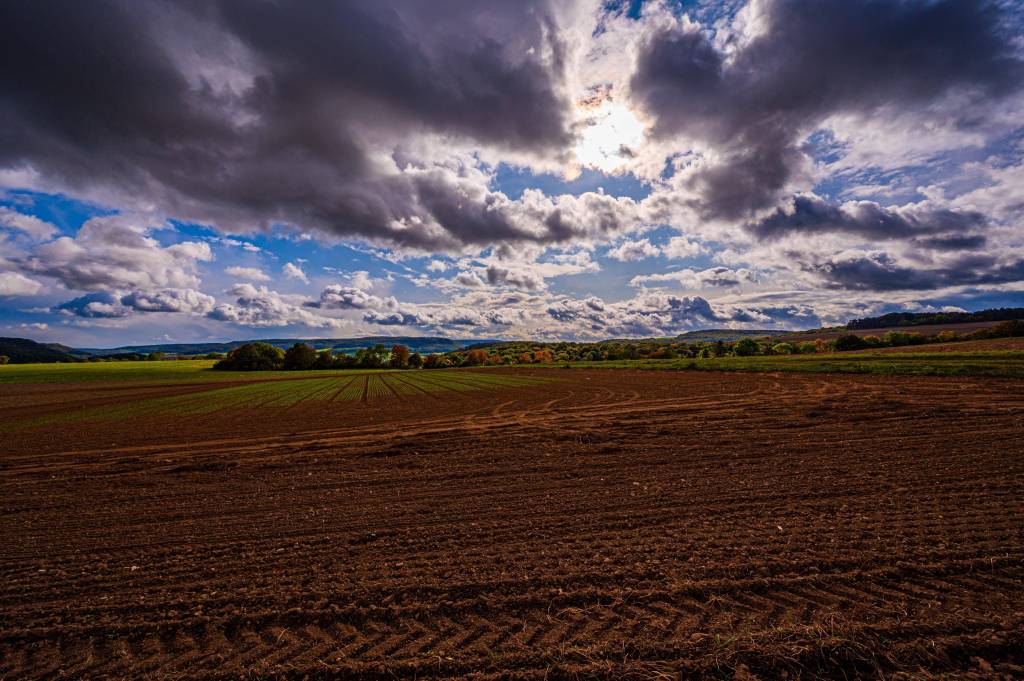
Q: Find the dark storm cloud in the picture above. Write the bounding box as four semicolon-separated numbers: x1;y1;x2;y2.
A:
912;235;988;251
746;195;988;240
810;253;1024;291
631;0;1024;221
0;0;574;249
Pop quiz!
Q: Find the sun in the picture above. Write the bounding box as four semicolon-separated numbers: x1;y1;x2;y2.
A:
574;100;645;174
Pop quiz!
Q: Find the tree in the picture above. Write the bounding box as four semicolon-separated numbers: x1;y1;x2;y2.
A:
214;342;285;370
283;343;318;370
313;349;335;369
834;334;869;351
772;342;794;355
0;355;8;365
408;352;423;369
146;352;164;361
423;353;447;368
465;349;489;366
798;342;817;355
733;338;760;356
390;344;410;368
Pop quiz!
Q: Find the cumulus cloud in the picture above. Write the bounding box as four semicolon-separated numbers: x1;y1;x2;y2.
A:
0;207;58;240
225;266;270;281
1;1;1023;341
485;265;545;291
0;0;590;252
631;0;1024;222
662;236;704;259
631;266;759;289
0;271;44;297
282;262;309;284
607;238;659;262
308;285;391;311
56;288;215;318
547;290;722;337
209;283;344;328
18;215;212;292
454;271;487;288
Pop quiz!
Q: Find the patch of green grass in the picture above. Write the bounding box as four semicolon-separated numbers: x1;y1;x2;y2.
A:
564;350;1024;378
0;360;402;384
1;368;558;433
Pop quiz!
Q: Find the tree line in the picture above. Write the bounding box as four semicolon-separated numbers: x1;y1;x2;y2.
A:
846;307;1024;330
210;319;1024;371
213;342;426;371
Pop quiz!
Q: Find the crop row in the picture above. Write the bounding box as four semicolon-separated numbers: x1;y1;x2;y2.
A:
2;371;553;431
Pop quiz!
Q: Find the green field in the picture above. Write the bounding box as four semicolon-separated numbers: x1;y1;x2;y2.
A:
0;362;553;432
0;359;340;384
567;350;1024;378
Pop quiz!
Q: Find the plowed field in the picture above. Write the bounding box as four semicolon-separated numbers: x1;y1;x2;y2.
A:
2;369;1023;679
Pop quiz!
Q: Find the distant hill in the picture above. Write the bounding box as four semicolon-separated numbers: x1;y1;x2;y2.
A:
0;338;79;364
76;336;500;357
846;308;1024;330
674;329;788;342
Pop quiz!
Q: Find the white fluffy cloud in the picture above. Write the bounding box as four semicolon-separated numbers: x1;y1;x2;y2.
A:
0;207;58;240
607;238;659;262
20;215;213;292
225;266;270;282
0;271;44;297
282;262;309;284
210;283;344;328
631;266;760;289
56;288;215;318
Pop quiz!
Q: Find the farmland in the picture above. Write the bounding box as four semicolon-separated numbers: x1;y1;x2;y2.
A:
1;365;1023;678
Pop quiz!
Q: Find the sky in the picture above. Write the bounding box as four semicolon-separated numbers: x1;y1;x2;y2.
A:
1;0;1023;348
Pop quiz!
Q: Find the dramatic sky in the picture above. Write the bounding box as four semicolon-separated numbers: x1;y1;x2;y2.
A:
2;0;1023;347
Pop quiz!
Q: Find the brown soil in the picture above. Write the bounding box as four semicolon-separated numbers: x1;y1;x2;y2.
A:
2;369;1024;679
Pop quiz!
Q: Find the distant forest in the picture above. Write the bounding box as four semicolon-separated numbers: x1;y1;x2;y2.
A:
846;308;1024;330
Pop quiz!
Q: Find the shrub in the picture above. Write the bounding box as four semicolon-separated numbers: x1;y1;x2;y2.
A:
862;335;882;347
733;338;760;356
408;352;424;369
0;355;8;365
146;352;165;361
935;330;958;343
214;342;285;371
883;331;915;346
991;319;1024;338
283;343;318;370
834;334;869;351
771;342;795;355
798;342;817;355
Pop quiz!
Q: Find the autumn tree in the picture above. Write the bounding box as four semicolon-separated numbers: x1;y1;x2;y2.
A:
390;344;411;368
533;349;554;363
465;349;489;366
